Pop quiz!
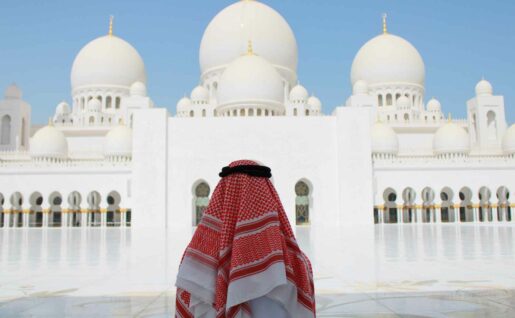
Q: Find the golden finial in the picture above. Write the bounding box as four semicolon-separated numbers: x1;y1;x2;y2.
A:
448;113;452;122
382;13;388;34
108;15;114;36
247;40;254;55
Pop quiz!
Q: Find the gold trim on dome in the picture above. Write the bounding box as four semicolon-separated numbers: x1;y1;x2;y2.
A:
247;40;254;56
382;13;388;34
109;15;114;36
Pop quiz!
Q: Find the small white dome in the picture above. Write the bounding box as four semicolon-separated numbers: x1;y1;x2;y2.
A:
87;98;102;112
371;122;399;155
433;122;470;155
199;0;298;84
177;97;192;112
351;33;425;87
130;81;147;97
4;83;22;100
104;125;133;158
397;95;411;109
427;98;441;112
475;79;493;96
217;54;284;107
307;95;322;111
289;84;308;102
30;125;68;159
353;80;369;95
191;85;209;103
71;35;146;92
56;101;71;115
502;124;515;155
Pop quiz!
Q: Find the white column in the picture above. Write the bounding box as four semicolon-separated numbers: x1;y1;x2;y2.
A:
492;206;499;223
120;209;126;228
435;206;441;224
101;210;106;228
23;210;29;227
416;206;422;224
62;210;68;228
81;212;88;227
473;206;480;223
5;212;11;228
43;210;49;228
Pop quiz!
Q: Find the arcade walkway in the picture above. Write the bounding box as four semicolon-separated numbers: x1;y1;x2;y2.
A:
1;224;514;317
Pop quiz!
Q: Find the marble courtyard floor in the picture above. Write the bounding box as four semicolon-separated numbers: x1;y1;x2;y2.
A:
1;224;515;317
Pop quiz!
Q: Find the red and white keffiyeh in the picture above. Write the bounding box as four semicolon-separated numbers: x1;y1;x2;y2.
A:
175;160;316;318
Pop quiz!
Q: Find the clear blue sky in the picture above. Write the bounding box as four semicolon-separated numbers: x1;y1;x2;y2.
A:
1;0;514;124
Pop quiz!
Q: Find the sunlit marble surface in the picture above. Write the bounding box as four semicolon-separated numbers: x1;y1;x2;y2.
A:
1;224;515;317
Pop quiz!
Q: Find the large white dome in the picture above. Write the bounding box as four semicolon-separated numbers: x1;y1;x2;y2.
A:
289;84;308;102
71;35;146;91
475;79;493;96
217;53;284;108
191;85;209;104
104;125;133;158
502;124;515;155
30;125;68;159
427;98;441;112
199;0;297;84
56;101;71;115
307;95;322;111
4;83;22;100
371;122;399;155
177;97;192;113
351;33;425;87
130;81;147;97
433;122;470;155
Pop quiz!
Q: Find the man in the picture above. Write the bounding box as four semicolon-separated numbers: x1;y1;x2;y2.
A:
175;160;316;317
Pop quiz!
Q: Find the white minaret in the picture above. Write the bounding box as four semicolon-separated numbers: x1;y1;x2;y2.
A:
467;79;507;153
0;84;31;151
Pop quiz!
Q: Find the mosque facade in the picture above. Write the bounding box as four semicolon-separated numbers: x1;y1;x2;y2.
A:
1;1;514;231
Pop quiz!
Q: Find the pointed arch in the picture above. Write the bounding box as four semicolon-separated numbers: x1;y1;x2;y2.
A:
478;186;492;222
106;190;121;226
21;118;26;147
440;187;454;223
295;179;312;226
497;186;511;221
383;188;398;223
402;187;416;223
67;191;82;227
29;192;44;227
48;191;63;227
459;187;473;222
10;192;23;227
1;115;11;145
421;187;435;223
486;111;497;141
87;191;102;226
192;180;210;226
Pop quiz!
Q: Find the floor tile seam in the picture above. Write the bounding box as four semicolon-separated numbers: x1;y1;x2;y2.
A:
133;290;167;318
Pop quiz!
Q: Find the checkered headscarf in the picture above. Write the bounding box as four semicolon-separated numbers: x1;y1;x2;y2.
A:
175;160;315;318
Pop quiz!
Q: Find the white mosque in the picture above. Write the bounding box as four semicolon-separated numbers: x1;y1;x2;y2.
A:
1;0;514;231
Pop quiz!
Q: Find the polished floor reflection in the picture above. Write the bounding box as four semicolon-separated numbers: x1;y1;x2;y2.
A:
1;224;515;317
